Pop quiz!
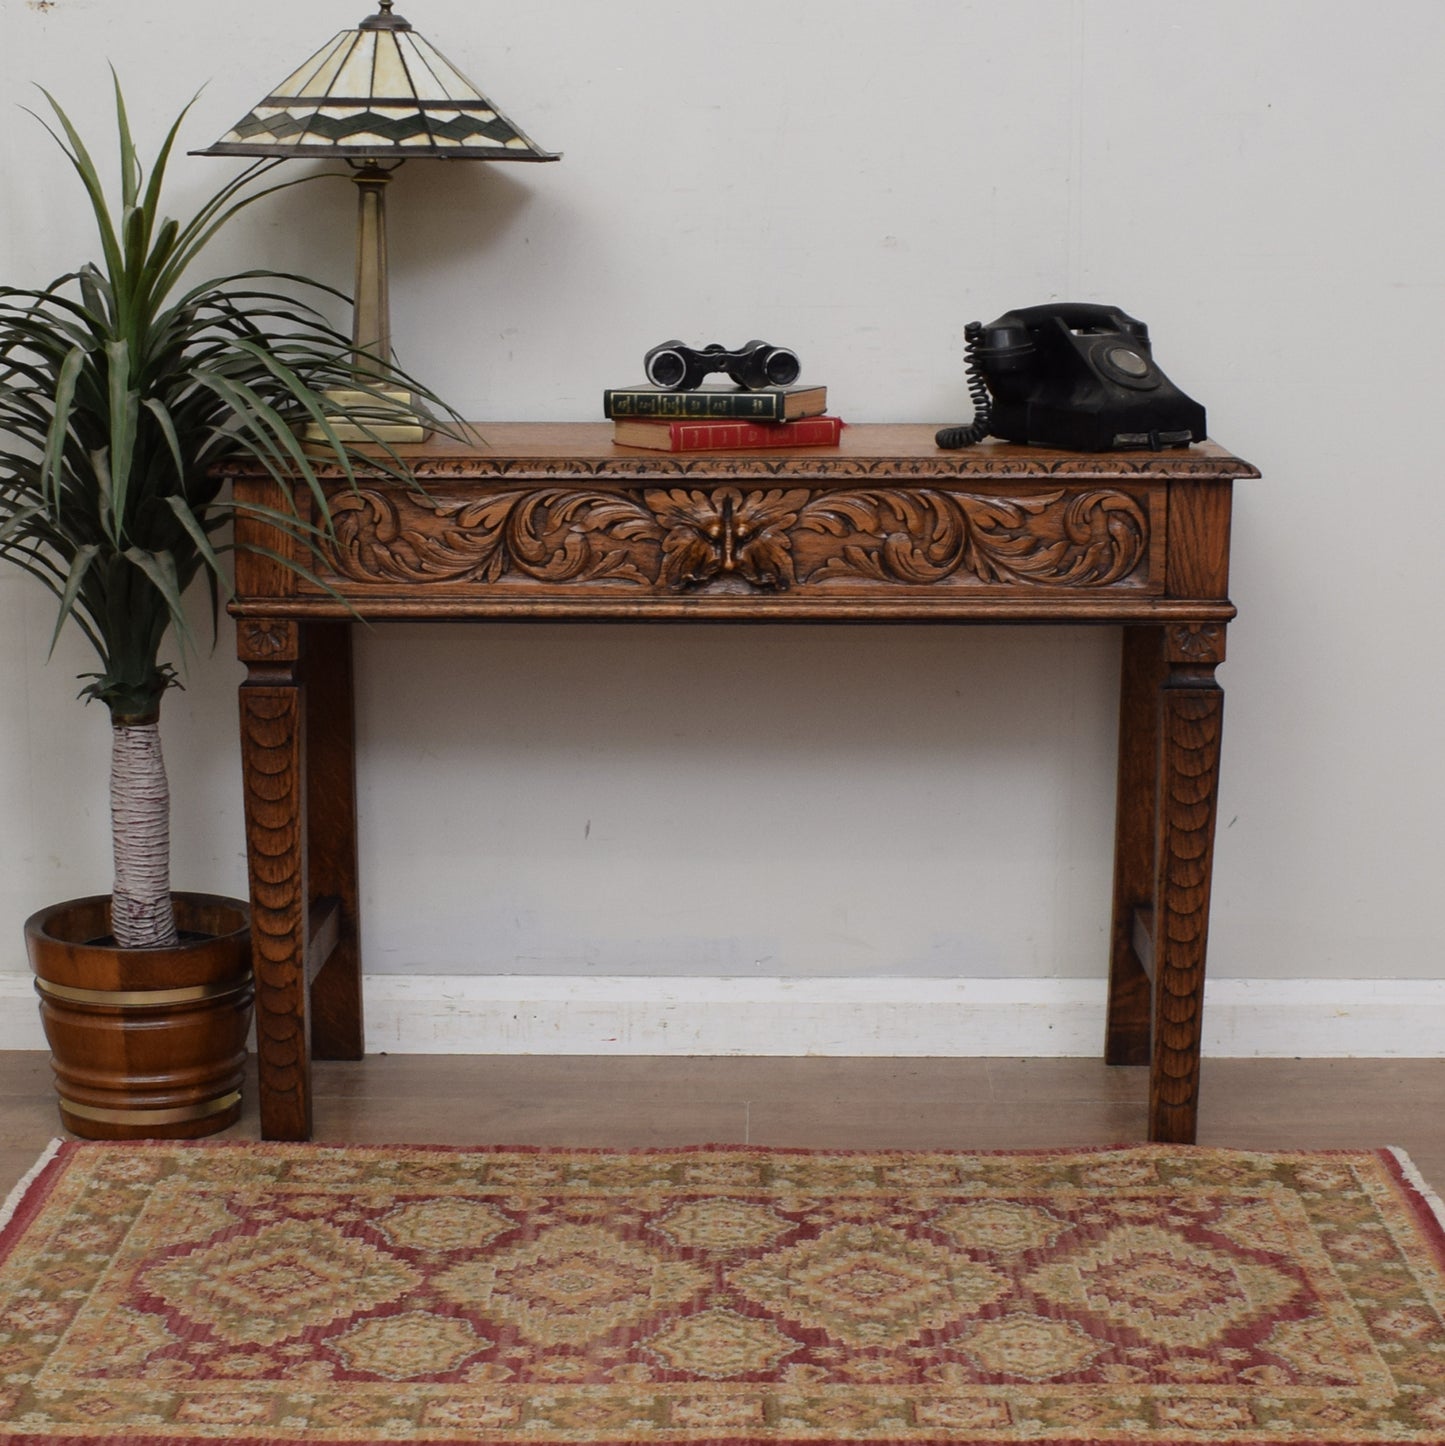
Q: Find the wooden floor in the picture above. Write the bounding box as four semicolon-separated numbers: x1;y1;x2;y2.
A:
2;1053;1442;1201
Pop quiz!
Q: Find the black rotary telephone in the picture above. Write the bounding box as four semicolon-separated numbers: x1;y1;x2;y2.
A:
936;303;1207;452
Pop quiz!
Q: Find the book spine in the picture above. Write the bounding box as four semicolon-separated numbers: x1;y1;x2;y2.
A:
664;417;844;450
604;390;786;421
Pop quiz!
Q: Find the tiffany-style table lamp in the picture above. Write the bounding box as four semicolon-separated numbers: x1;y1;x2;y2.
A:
196;0;558;376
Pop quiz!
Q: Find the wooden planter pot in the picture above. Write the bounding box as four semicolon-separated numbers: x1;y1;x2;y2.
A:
26;893;253;1140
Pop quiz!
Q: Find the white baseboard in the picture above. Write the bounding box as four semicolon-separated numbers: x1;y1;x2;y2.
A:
6;973;1438;1057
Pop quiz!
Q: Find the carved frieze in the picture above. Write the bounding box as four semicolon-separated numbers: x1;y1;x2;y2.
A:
224;443;1257;485
321;483;1152;594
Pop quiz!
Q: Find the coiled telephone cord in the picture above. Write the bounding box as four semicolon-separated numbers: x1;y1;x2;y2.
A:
935;321;992;449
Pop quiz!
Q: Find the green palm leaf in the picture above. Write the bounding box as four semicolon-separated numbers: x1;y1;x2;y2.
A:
1;81;463;944
1;82;460;720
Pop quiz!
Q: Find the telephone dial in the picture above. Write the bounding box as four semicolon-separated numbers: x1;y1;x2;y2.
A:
936;303;1206;452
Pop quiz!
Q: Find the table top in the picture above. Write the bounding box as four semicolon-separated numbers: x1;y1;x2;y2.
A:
255;423;1258;484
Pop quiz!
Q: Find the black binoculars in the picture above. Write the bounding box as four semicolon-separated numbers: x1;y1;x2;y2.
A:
643;339;801;391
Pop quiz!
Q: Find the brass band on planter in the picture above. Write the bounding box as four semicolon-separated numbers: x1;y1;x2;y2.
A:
58;1092;242;1127
34;978;250;1008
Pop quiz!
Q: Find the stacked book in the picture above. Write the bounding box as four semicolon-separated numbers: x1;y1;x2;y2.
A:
604;382;841;452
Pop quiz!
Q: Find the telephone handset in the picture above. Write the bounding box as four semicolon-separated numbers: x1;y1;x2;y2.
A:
936;303;1206;452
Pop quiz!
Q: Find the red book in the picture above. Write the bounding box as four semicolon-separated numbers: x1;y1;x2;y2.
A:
612;415;844;452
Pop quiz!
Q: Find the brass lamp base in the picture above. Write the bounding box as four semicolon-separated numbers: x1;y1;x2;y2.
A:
301;164;431;443
305;387;429;444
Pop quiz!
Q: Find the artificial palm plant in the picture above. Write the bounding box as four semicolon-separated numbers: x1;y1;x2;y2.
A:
0;83;446;950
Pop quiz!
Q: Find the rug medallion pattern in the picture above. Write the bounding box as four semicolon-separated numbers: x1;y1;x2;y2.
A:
1;1143;1443;1442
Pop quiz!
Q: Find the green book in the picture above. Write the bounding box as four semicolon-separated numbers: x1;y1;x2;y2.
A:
603;382;827;422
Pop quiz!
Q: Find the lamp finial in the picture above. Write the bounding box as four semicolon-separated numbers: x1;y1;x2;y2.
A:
360;0;410;31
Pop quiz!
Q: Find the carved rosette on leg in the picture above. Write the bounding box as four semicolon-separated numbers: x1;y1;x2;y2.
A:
321;484;1153;594
238;621;311;1141
1150;623;1227;1144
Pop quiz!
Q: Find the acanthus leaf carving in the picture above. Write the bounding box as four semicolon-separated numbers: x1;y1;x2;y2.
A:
327;487;662;587
798;487;1148;589
320;482;1151;595
800;489;966;585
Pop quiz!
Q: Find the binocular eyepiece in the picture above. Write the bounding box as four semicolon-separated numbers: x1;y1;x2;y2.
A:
644;339;801;391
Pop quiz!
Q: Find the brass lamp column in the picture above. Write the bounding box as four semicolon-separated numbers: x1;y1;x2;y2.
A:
351;161;396;369
196;0;559;422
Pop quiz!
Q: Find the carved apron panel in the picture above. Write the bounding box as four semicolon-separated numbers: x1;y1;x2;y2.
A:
311;483;1159;597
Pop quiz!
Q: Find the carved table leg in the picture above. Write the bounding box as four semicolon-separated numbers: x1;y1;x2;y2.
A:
1106;626;1165;1067
1149;625;1227;1144
238;622;312;1141
304;623;364;1060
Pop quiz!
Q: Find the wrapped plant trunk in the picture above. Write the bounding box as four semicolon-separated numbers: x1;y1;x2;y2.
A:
109;719;177;949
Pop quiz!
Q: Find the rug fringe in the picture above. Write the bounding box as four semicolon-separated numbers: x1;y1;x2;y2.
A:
0;1139;64;1236
1388;1145;1445;1231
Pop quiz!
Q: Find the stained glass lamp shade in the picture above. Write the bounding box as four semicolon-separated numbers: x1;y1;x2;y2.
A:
196;0;557;365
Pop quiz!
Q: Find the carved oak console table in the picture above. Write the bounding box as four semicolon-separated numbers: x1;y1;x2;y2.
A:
229;423;1257;1144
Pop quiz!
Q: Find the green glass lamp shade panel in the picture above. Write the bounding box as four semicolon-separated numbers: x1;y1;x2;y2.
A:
197;17;558;160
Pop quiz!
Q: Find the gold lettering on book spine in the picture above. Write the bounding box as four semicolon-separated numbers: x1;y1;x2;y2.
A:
324;484;1150;593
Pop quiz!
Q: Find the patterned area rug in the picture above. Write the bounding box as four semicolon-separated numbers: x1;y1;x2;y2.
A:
2;1143;1444;1444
